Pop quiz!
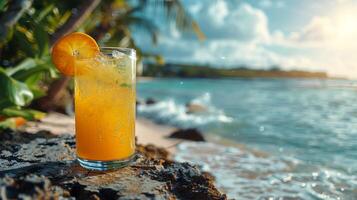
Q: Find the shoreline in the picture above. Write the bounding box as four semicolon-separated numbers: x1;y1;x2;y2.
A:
23;112;268;159
21;112;279;198
135;117;180;156
23;112;262;157
138;75;350;81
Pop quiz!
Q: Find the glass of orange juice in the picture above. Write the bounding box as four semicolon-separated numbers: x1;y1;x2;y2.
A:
74;47;136;170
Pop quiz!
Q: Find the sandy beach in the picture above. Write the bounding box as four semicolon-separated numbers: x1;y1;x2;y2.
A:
135;117;180;155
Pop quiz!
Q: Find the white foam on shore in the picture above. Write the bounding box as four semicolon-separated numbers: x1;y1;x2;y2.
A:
175;142;356;199
137;93;233;128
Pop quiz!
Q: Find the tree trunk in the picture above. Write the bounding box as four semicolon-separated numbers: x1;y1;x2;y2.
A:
34;0;101;111
49;0;101;45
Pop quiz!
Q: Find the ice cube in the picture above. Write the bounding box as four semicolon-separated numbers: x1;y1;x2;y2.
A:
95;53;107;62
112;50;125;59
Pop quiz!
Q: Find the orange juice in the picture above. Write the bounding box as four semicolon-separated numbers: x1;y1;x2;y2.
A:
74;48;136;168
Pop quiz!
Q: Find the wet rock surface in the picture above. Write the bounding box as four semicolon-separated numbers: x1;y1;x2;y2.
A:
169;128;206;142
0;130;226;200
145;98;157;105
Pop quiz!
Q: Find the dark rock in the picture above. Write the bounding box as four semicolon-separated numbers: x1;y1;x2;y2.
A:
145;98;157;105
136;98;145;107
145;162;227;200
169;128;206;142
0;175;71;199
0;130;75;170
0;130;225;200
137;144;169;160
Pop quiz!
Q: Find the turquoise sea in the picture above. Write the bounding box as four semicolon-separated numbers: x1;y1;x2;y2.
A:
137;78;357;199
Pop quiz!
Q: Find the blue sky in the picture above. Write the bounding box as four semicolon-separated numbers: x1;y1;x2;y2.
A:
133;0;357;78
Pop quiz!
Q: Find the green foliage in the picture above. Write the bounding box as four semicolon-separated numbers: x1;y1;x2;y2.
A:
0;107;45;128
0;65;46;124
0;0;202;129
1;107;45;119
84;0;202;58
0;69;33;108
0;0;8;11
0;1;72;129
0;58;51;123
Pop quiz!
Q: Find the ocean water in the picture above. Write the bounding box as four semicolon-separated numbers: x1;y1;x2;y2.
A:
137;78;357;199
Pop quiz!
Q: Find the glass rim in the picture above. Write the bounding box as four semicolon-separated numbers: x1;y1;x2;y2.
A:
100;47;136;58
74;47;136;61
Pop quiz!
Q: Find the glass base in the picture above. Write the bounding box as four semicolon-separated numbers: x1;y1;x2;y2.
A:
77;154;135;171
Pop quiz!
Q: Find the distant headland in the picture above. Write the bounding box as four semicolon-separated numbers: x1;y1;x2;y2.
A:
143;63;329;79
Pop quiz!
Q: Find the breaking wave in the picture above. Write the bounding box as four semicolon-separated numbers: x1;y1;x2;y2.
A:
137;93;233;128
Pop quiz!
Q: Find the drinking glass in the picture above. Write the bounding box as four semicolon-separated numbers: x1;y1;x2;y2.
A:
74;47;136;170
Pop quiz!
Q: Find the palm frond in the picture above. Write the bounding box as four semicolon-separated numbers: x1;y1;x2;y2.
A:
129;0;205;40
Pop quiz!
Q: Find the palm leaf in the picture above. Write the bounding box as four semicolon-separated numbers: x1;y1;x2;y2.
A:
0;0;8;12
136;0;205;40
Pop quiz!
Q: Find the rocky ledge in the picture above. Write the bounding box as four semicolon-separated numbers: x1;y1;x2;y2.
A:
0;129;227;200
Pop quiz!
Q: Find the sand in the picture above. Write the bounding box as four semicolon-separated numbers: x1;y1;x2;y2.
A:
23;112;180;155
135;117;180;154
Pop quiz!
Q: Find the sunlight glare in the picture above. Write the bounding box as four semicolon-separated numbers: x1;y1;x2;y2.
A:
336;12;357;37
334;8;357;41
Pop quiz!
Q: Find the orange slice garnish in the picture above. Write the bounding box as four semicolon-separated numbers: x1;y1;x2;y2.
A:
51;32;99;76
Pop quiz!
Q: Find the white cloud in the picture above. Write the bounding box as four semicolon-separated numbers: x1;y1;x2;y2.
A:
190;2;270;43
290;17;334;43
191;40;316;70
136;0;357;78
140;1;324;73
267;17;335;48
270;14;357;77
146;35;319;73
207;0;229;26
270;12;357;77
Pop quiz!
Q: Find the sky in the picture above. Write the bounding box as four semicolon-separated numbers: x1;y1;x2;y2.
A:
133;0;357;78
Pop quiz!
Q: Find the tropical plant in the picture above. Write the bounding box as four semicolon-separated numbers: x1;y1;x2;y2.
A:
0;0;64;128
0;0;203;129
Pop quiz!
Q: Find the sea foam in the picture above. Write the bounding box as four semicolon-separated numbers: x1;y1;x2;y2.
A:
137;93;233;128
175;142;356;199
